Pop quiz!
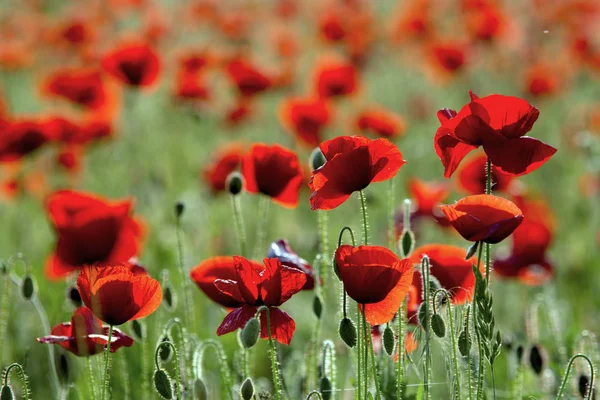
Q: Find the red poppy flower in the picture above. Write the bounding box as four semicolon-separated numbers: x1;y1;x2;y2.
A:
101;42;161;88
493;195;554;285
202;145;244;194
225;58;272;98
457;154;514;195
309;136;406;210
267;239;315;290
56;19;94;47
313;58;359;99
465;5;506;42
77;264;162;326
242;143;303;208
174;71;211;101
429;40;468;74
525;64;560;97
319;12;347;43
178;51;211;73
45;190;145;280
214;256;307;345
355;107;406;139
37;307;133;356
434;91;557;177
44;68;108;110
409;179;450;218
0;118;54;162
391;0;432;43
225;101;253;126
335;245;413;325
279;96;332;147
438;194;524;243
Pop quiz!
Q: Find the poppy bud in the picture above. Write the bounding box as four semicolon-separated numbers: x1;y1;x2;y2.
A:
458;329;471;357
465;242;479;260
0;262;7;275
174;201;185;218
153;369;173;399
528;344;546;375
66;286;82;308
431;313;446;338
194;378;208;400
417;303;429;330
1;385;13;400
339;317;357;348
399;230;415;259
163;285;175;311
578;374;593;399
310;148;326;171
319;376;332;400
20;274;35;301
313;295;323;319
226;172;244;195
383;325;395;356
158;336;173;362
240;377;255;400
516;345;524;363
58;353;70;384
241;317;260;349
132;320;145;341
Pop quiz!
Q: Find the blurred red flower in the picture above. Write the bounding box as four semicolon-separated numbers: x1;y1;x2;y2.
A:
101;42;161;88
202;144;244;194
429;40;468;75
355;107;406;139
279;96;332;147
225;58;272;98
0;118;55;162
313;58;359;98
44;68;108;110
457;154;514;194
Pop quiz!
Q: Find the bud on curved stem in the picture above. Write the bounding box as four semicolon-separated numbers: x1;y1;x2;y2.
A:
2;363;31;400
193;339;234;400
557;354;595;400
154;340;182;400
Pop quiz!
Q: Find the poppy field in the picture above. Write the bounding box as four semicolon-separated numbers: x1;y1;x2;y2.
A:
2;1;600;399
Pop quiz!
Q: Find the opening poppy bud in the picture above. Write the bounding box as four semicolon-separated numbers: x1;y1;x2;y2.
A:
20;274;35;301
399;230;415;259
158;336;173;362
458;329;471;357
313;295;323;319
240;317;260;349
465;242;479;260
528;344;546;375
383;325;395;356
431;313;446;338
310;147;326;171
153;369;173;399
194;378;208;400
132;320;145;341
319;376;332;400
240;377;255;400
226;171;244;195
67;286;82;308
339;317;357;348
1;385;14;400
174;201;185;218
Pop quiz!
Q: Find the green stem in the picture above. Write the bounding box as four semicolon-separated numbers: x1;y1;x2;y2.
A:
474;244;485;400
3;363;30;399
87;358;98;400
264;307;283;400
164;318;190;390
396;301;405;399
0;263;10;363
485;157;492;286
175;216;195;330
422;257;432;400
306;391;324;400
388;179;396;250
556;354;595;400
118;352;131;400
141;334;150;399
253;196;271;259
317;211;330;288
357;303;363;400
359;191;369;245
364;306;382;399
102;325;114;400
194;340;234;400
231;194;248;257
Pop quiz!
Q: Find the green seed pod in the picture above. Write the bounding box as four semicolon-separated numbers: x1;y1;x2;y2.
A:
458;329;471;357
241;317;260;349
1;385;14;400
417;303;429;330
132;320;145;341
339;317;357;348
21;274;35;300
174;201;185;218
383;325;395;356
240;377;255;400
313;295;323;319
399;230;415;258
194;378;208;400
310;148;326;171
158;336;173;362
431;313;446;338
319;376;332;400
153;369;173;399
226;172;244;195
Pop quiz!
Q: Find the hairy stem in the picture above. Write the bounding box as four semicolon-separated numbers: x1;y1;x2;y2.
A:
102;325;114;400
359;191;369;245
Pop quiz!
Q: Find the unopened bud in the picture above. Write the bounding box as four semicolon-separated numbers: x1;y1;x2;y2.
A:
194;378;208;400
153;369;173;399
21;274;35;301
528;344;546;375
241;318;260;349
67;286;82;308
240;377;255;400
383;325;395;356
158;336;173;362
1;385;14;400
339;317;357;348
417;303;429;329
399;230;415;258
174;201;185;218
132;320;145;341
313;295;323;319
458;329;471;357
310;148;326;171
319;376;332;400
431;313;446;338
226;172;244;195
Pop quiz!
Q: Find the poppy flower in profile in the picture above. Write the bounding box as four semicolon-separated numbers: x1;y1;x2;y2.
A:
434;91;557;177
77;264;162;326
202;145;244;194
174;71;211;101
225;100;253;127
214;256;307;345
390;0;432;43
313;58;359;99
37;307;133;356
0;118;55;162
464;5;506;42
318;11;347;43
267;239;315;290
242;143;303;208
438;194;524;244
279;96;332;147
101;42;161;88
45;190;145;280
429;40;468;75
309;136;406;210
457;154;514;195
355;107;406;139
493;195;554;285
225;58;272;98
335;245;413;325
525;64;560;98
44;68;107;110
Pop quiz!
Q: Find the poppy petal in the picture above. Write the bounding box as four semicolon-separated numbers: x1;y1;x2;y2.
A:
216;305;258;336
483;137;557;176
259;307;296;345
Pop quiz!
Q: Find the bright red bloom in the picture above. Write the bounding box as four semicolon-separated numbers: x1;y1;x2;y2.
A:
0;118;55;162
101;42;161;87
313;58;359;99
225;58;272;98
434;91;556;177
225;101;253;126
525;64;560;97
457;154;514;195
37;307;133;356
335;245;413;325
44;68;108;110
355;108;406;139
45;190;144;280
309;136;406;210
438;194;524;243
214;256;307;345
174;71;210;101
267;239;315;290
465;5;506;42
202;145;244;194
279;96;332;147
77;264;162;326
429;40;467;74
409;179;450;218
493;195;554;285
319;12;347;43
242;143;303;208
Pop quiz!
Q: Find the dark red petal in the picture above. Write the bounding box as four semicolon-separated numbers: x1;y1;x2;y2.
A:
434;127;478;178
483;137;557;176
190;256;249;308
267;239;315;290
472;95;539;138
216;305;258;336
259;307;296;345
319;136;369;160
233;256;263;304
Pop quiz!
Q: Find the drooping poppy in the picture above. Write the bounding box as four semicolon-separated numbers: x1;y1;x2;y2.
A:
309;136;406;210
37;307;133;356
457;153;514;195
225;58;272;98
44;68;108;110
279;96;332;147
202;145;244;194
267;239;315;290
335;245;413;325
77;264;162;326
214;256;307;345
434;91;557;177
101;42;161;88
241;143;303;208
438;194;524;243
355;107;406;139
0;118;55;162
312;57;359;99
45;190;145;280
